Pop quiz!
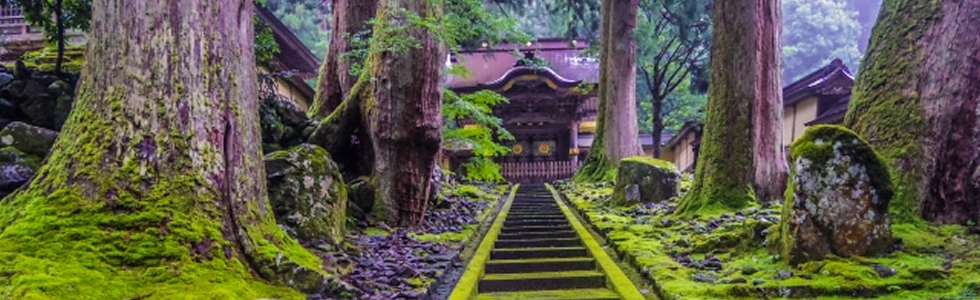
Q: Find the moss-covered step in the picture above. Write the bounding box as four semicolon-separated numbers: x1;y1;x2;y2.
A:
506;214;568;221
501;225;573;234
478;270;607;292
498;230;578;240
475;288;621;300
504;219;569;227
494;237;583;248
490;246;589;260
485;257;597;274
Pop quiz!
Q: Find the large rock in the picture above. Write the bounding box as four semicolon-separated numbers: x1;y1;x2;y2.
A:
0;147;35;192
0;122;58;157
264;144;348;245
611;156;680;205
780;125;894;264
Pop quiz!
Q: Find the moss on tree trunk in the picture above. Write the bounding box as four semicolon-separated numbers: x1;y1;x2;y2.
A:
677;0;787;215
844;0;980;224
0;1;329;298
310;0;443;227
309;0;379;119
575;0;643;182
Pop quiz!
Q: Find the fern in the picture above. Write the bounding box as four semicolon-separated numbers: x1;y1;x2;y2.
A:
443;89;513;181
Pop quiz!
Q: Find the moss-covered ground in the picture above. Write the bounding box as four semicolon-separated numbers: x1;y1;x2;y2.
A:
554;180;980;300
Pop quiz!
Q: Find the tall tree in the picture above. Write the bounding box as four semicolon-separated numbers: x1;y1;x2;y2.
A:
0;0;329;298
844;0;980;224
310;0;444;226
637;0;710;158
575;0;643;182
308;0;378;118
677;0;787;214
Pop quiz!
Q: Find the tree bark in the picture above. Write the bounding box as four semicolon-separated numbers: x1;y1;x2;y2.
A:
602;0;643;163
0;0;329;297
366;0;444;227
651;96;664;158
53;0;65;75
575;0;642;181
573;0;613;182
309;0;379;119
311;0;443;227
677;0;786;214
845;0;980;224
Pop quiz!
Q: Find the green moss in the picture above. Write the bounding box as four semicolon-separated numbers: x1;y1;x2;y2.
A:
621;156;677;172
0;67;329;298
409;225;476;243
363;227;390;237
557;181;980;300
843;0;940;224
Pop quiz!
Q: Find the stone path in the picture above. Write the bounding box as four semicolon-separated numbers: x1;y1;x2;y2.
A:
451;184;644;300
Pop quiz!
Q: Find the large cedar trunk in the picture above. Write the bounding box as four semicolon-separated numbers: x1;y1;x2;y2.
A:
309;0;379;118
602;0;643;163
0;0;327;297
366;0;444;226
575;0;642;181
678;0;786;214
845;0;980;224
574;0;613;182
311;0;443;227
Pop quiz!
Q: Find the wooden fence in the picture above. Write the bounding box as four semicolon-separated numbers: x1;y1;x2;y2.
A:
500;160;578;183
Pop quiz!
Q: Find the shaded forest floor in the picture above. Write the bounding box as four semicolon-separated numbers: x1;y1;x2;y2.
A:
553;180;980;300
307;183;510;300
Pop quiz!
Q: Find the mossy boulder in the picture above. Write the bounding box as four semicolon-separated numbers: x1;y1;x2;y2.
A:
611;156;680;205
0;121;58;157
781;125;894;264
264;144;348;245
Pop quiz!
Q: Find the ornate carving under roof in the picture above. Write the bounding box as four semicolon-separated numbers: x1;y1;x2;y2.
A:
446;38;599;91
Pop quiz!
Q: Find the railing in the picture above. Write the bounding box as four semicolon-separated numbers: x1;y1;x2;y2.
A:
500;160;578;183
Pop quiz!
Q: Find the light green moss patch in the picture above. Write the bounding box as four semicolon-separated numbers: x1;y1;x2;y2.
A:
553;181;980;300
410;225;477;243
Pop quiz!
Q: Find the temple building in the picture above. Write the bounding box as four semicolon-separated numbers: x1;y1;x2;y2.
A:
445;39;664;183
662;59;856;172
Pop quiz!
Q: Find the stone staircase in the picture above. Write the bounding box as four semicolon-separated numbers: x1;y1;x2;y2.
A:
474;185;622;300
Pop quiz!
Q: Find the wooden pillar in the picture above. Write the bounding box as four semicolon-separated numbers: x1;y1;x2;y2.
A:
570;121;579;165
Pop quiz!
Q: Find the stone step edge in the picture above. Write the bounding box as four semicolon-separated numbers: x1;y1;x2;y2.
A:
446;184;520;300
544;184;646;300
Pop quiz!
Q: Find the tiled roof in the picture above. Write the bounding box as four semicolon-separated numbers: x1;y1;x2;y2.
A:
447;38;599;89
806;95;851;126
783;59;854;107
256;6;321;78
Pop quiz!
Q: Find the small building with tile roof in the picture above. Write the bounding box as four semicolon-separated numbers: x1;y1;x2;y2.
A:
661;59;856;172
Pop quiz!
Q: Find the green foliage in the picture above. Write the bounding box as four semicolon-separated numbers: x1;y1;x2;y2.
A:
341;0;531;79
635;0;710;134
0;0;91;44
547;0;601;41
782;0;863;81
263;0;331;58
443;89;514;182
254;13;281;67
